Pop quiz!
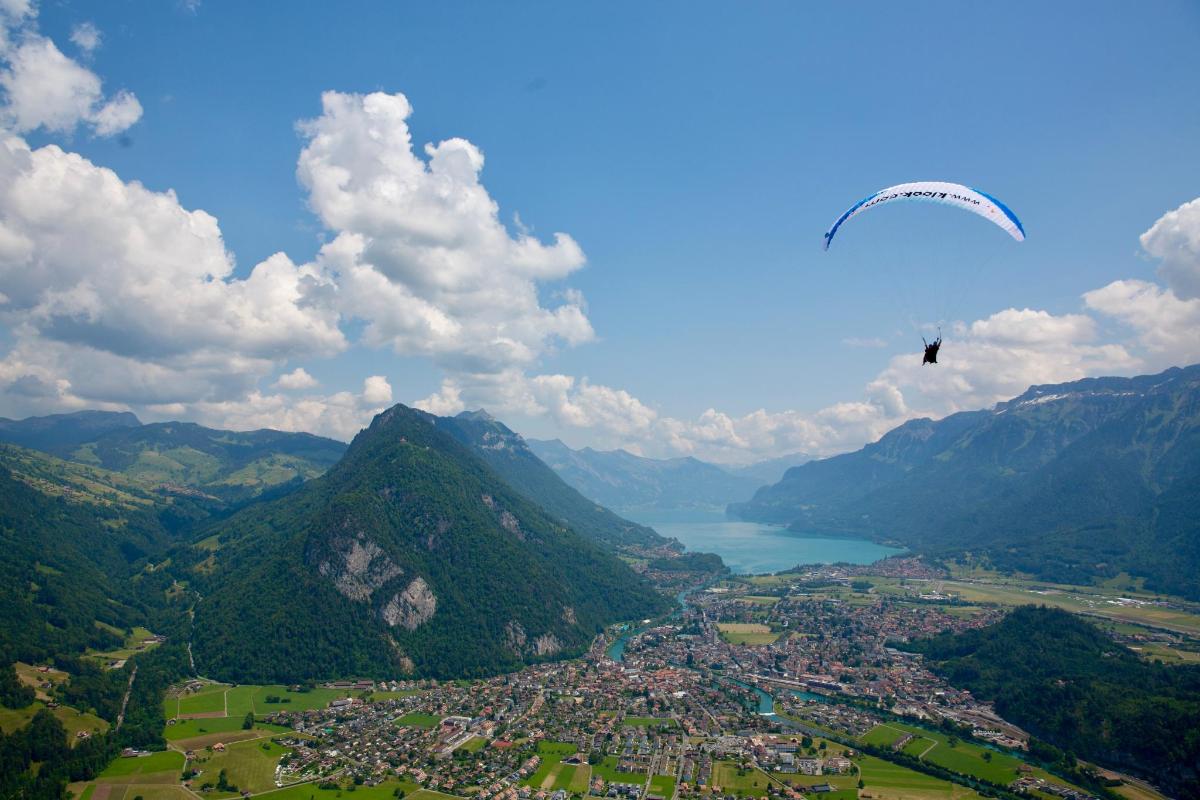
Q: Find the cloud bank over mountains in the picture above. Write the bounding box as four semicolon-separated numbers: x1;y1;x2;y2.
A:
0;9;1198;459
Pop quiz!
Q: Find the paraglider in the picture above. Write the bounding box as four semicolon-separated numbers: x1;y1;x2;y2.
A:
822;181;1025;364
922;331;942;365
823;181;1025;250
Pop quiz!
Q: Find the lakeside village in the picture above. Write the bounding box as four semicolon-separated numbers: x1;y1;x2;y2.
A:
157;559;1105;800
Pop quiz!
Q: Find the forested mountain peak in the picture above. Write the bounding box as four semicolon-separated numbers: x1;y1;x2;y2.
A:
189;403;669;682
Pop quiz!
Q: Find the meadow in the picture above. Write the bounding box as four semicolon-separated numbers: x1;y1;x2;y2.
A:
649;775;676;797
710;762;772;797
861;723;1027;786
395;712;442;728
167;683;355;720
855;754;983;800
623;716;676;728
523;741;579;788
590;755;646;786
252;779;426;800
716;623;780;646
0;700;109;741
99;751;185;778
192;739;292;795
164;715;287;741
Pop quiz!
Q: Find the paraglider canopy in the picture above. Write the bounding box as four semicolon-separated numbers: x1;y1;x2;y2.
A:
823;181;1025;250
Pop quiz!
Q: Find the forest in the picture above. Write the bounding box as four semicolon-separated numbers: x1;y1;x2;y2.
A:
904;606;1200;800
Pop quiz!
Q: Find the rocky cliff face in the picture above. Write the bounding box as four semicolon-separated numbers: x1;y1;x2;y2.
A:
382;578;437;630
315;530;404;602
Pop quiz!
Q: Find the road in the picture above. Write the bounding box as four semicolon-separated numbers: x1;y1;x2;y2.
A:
114;665;138;731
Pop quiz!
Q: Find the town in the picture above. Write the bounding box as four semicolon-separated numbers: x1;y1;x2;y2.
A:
97;558;1139;800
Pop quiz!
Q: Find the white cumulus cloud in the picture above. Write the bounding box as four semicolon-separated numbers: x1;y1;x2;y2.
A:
297;91;593;375
1140;197;1200;300
181;377;396;442
0;134;346;421
69;22;101;55
274;367;319;391
0;22;141;137
1084;280;1200;367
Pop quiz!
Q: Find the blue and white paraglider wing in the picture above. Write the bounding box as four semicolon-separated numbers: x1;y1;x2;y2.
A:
823;181;1025;250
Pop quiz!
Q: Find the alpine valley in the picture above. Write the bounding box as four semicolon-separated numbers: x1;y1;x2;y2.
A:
4;370;1200;800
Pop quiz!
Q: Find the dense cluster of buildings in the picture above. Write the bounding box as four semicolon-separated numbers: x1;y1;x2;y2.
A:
238;563;1096;800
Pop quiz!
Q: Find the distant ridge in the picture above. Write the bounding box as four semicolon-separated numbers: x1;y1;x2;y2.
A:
0;412;346;504
526;439;807;514
731;364;1200;598
0;409;141;453
433;410;669;549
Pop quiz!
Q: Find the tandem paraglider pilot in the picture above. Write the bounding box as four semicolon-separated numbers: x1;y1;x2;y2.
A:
922;333;942;365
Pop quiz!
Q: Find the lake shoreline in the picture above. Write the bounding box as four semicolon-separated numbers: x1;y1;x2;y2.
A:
625;509;904;575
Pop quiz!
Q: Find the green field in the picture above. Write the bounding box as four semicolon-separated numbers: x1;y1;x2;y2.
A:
456;735;488;752
99;751;185;778
740;596;781;606
592;756;646;785
649;775;676;797
523;741;579;788
223;685;258;717
86;627;161;663
176;685;227;716
856;754;982;800
193;739;291;795
716;623;780;646
395;712;441;728
15;662;70;700
164;716;288;741
861;724;907;748
249;685;352;713
84;786;194;800
1129;643;1200;664
0;701;109;741
255;779;427;800
623;716;676;728
861;723;1026;786
935;580;1200;636
167;683;398;722
535;763;588;792
710;761;771;797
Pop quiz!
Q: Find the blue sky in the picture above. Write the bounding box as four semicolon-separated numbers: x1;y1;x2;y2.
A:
2;1;1199;459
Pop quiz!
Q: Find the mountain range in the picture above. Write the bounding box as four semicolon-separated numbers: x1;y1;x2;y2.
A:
527;438;810;514
0;404;672;682
731;364;1200;598
0;411;346;505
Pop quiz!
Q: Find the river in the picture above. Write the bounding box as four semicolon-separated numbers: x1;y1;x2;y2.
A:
627;510;903;575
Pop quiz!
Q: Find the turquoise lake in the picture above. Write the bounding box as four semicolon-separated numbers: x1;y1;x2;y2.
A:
627;510;903;575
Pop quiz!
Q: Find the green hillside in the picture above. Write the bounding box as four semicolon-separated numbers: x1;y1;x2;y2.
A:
67;421;346;503
190;404;670;682
432;410;668;549
905;606;1200;799
0;457;183;665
